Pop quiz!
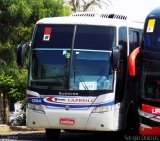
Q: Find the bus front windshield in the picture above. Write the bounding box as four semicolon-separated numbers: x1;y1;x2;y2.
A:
142;60;160;100
29;24;116;91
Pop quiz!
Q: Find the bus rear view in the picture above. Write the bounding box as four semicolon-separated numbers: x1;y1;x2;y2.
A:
17;12;143;139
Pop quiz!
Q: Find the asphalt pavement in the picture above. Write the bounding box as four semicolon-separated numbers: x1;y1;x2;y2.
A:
0;125;45;140
0;125;160;141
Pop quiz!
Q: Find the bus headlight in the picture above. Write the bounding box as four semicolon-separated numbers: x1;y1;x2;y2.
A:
138;110;154;118
28;103;45;114
92;105;112;113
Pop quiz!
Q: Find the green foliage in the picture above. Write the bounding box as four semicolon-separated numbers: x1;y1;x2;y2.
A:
0;74;26;101
0;57;26;102
0;0;71;102
0;0;71;44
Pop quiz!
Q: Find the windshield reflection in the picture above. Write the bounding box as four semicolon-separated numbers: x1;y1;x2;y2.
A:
30;49;113;90
29;24;116;91
70;50;113;90
30;49;70;89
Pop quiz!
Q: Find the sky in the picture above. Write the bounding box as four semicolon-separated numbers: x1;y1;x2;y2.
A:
103;0;160;22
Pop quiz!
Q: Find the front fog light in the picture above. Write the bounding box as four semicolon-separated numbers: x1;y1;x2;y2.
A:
92;105;112;113
28;103;45;113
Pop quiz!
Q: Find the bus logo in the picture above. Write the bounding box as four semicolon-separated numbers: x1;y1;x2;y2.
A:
152;108;160;114
44;96;95;104
65;105;70;110
146;19;155;33
142;104;160;116
43;27;52;41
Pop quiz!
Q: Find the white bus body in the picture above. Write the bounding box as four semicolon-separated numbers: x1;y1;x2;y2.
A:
17;12;143;139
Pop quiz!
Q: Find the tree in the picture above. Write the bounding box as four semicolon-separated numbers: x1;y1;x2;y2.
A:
65;0;112;12
0;0;71;124
0;0;71;44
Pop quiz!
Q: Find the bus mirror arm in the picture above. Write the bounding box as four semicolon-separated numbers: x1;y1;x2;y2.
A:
128;47;140;77
112;45;121;71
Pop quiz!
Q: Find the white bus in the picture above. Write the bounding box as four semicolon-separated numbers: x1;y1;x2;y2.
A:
17;12;143;139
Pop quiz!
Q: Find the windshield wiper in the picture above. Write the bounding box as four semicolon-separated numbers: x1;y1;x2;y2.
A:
73;54;89;91
74;67;90;91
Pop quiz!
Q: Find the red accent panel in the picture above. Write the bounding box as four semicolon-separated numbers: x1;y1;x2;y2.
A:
44;27;52;35
128;47;140;76
142;104;160;116
139;127;160;135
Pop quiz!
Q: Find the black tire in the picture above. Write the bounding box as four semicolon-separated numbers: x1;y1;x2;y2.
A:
94;131;124;140
126;106;139;135
45;129;61;140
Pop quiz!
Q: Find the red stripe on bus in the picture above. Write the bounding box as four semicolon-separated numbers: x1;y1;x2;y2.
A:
44;27;52;35
139;127;160;135
142;104;160;116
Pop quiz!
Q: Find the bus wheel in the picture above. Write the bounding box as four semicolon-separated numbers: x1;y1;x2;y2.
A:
45;129;61;140
126;106;139;135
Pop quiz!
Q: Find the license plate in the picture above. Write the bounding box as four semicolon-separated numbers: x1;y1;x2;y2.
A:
60;118;75;125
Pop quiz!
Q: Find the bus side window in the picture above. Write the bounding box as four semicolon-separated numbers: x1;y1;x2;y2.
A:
119;26;127;59
129;28;142;53
155;79;160;98
129;29;140;53
145;77;160;98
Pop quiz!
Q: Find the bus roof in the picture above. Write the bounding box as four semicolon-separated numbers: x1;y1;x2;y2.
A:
146;6;160;19
37;12;143;29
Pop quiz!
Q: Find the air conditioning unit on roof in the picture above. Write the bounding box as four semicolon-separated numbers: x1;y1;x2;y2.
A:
71;12;127;20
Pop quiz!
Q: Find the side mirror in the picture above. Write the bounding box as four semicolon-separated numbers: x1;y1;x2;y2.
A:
111;45;121;71
128;47;140;76
17;42;30;68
